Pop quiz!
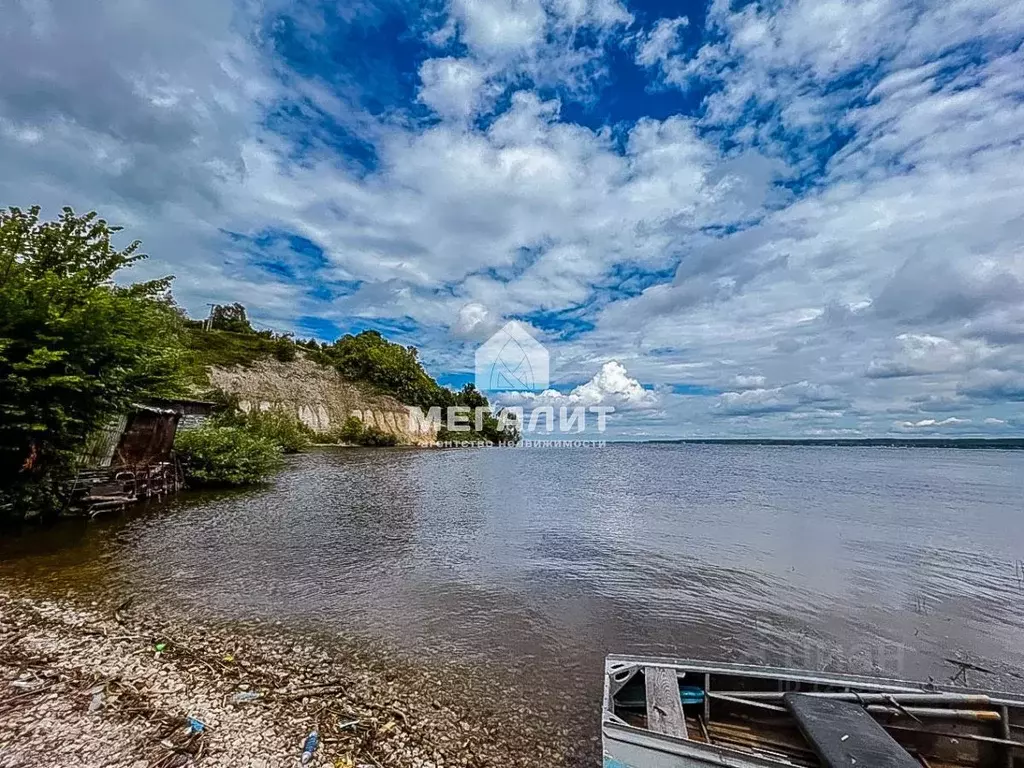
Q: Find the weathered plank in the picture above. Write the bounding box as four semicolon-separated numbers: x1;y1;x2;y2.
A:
645;666;687;738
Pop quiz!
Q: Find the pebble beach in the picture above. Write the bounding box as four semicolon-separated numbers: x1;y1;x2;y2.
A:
0;589;580;768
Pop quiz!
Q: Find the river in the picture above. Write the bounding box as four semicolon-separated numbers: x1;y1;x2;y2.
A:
3;444;1024;746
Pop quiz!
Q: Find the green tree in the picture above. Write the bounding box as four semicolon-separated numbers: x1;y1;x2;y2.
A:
0;206;189;521
209;302;253;334
320;330;442;408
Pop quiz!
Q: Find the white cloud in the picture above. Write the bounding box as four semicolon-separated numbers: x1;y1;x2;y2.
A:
499;361;658;410
867;334;993;378
714;381;848;416
894;417;972;430
635;17;688;68
452;302;501;340
731;374;767;390
418;57;490;120
449;0;548;57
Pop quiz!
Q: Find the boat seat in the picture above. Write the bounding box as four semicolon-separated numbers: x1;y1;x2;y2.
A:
784;693;919;768
645;667;688;738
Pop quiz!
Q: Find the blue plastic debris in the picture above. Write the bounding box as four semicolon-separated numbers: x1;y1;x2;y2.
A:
301;730;319;764
185;718;205;735
680;686;705;705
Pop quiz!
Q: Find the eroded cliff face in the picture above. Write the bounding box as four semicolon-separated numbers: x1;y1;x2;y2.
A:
207;358;436;446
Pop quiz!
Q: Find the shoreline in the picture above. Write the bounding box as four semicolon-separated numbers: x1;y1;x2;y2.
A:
0;587;580;768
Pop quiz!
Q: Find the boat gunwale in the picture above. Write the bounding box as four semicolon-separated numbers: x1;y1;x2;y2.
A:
604;654;1024;705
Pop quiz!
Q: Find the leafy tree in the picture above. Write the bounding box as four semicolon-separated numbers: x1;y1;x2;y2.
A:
320;330;442;409
209;302;253;334
360;425;399;446
0;206;189;521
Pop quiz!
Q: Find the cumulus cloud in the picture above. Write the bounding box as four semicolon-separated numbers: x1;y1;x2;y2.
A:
498;361;659;410
418;57;490;120
451;302;501;340
448;0;548;56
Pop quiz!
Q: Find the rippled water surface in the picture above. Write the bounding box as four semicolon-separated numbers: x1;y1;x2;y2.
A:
4;444;1024;725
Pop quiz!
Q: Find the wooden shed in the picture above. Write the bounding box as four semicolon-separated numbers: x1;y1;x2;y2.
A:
69;398;215;516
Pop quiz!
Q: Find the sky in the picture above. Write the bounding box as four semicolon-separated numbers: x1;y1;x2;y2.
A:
2;0;1023;439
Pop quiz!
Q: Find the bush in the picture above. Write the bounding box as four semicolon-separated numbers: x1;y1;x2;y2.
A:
242;408;312;453
335;415;366;444
361;425;399;447
175;425;283;486
273;337;297;362
331;415;398;446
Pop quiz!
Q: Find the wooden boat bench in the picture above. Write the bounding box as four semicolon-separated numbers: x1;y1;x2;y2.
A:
644;666;688;738
785;693;920;768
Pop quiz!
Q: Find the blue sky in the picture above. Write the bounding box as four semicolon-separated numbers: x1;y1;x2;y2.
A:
2;0;1023;437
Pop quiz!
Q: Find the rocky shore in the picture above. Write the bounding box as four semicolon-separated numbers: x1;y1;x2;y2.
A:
0;590;580;768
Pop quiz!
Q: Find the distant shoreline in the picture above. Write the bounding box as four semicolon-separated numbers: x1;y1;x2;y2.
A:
634;438;1024;449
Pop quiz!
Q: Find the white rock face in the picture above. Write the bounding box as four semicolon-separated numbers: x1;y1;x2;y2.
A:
208;358;438;445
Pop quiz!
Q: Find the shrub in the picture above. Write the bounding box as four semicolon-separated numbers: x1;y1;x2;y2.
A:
242;408;313;453
332;415;398;446
175;424;283;486
360;426;399;447
335;415;366;444
273;337;297;362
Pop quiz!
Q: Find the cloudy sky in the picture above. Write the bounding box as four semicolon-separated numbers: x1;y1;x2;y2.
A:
3;0;1023;438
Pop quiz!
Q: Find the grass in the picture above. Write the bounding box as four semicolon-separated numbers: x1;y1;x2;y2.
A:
184;327;284;369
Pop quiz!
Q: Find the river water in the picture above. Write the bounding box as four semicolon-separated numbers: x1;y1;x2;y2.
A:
3;444;1024;736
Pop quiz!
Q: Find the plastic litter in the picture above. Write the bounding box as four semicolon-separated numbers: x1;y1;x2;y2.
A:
185;717;205;735
88;691;105;713
680;686;705;705
301;730;319;764
230;691;262;704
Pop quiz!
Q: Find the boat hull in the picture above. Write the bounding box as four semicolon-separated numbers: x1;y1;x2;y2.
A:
602;655;1024;768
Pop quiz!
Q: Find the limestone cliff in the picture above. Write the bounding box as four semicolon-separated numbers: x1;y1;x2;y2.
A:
206;358;436;446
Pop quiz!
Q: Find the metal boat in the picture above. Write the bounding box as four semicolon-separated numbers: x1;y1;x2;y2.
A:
603;655;1024;767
